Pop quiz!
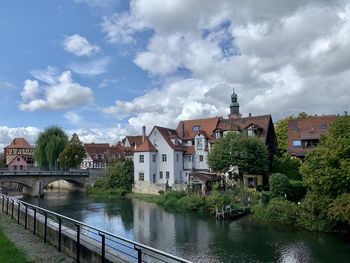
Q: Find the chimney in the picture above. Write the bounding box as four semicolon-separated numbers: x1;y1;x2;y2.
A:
248;113;252;117
142;126;146;142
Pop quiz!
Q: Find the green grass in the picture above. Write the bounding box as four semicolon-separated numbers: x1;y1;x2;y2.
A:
0;227;26;263
86;187;128;199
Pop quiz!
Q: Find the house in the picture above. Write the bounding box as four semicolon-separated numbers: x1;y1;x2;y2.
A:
122;136;143;149
8;155;31;171
132;89;278;194
287;115;337;158
4;138;34;167
81;143;110;169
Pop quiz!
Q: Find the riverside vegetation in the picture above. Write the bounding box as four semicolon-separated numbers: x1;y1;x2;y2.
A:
0;227;26;263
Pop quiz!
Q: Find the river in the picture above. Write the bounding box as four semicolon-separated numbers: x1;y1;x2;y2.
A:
21;191;350;263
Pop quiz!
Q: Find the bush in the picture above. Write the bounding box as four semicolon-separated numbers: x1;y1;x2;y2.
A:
177;195;206;212
272;155;301;180
205;192;231;214
260;192;270;205
253;199;299;226
288;180;307;202
269;173;290;198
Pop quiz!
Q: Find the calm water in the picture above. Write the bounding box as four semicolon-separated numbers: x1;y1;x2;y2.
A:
22;191;350;263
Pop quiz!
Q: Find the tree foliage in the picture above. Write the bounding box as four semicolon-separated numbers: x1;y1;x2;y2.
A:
208;132;269;175
272;155;301;180
301;116;350;197
95;159;134;191
34;126;68;168
269;173;290;198
59;133;86;169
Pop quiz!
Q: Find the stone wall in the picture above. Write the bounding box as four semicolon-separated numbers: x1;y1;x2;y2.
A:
133;181;167;195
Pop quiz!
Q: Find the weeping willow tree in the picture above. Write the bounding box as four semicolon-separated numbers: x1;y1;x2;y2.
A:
34;126;68;169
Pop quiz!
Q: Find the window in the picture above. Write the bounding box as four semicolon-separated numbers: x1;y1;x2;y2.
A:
166;172;170;179
320;123;327;129
152;154;156;162
17;158;20;161
176;154;179;162
292;127;299;131
247;129;255;137
138;172;144;181
162;154;167;162
192;125;200;132
292;140;301;147
139;155;144;163
215;131;221;139
199;155;204;162
196;138;203;150
159;171;163;179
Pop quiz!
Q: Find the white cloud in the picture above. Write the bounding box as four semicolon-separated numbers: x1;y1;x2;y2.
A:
0;81;15;89
63;34;101;56
100;0;350;125
70;57;110;76
0;126;41;149
19;69;94;111
64;111;84;126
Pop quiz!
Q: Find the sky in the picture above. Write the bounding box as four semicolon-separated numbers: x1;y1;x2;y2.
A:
0;0;349;148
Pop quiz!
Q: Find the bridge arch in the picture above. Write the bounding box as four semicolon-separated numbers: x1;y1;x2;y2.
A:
42;178;85;190
0;178;32;188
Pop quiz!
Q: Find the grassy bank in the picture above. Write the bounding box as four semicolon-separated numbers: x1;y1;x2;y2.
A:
86;187;128;199
0;227;26;263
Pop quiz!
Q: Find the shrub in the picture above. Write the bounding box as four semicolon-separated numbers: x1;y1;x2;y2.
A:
288;180;307;202
206;192;231;214
269;173;290;198
177;195;206;212
260;192;270;206
272;155;301;180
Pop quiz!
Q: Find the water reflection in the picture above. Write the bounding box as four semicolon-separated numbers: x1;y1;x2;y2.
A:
21;191;350;263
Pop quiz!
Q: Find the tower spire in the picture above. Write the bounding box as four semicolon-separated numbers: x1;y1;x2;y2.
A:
229;88;240;119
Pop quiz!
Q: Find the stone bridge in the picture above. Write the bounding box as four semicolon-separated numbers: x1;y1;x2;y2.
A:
0;169;90;197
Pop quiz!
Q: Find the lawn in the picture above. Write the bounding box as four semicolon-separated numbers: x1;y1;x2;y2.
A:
0;227;26;263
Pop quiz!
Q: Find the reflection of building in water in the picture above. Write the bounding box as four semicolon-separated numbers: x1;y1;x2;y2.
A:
132;199;212;257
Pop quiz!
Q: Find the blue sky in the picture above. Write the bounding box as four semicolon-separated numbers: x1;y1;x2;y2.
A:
0;0;349;147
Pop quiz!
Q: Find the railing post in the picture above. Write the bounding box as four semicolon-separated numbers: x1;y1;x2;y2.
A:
17;202;20;224
11;200;14;219
99;233;106;263
135;246;142;263
57;217;62;252
2;196;4;212
76;224;80;263
6;197;9;215
44;213;48;243
24;205;28;230
33;208;37;235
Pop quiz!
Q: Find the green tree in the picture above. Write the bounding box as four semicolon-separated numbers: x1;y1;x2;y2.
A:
269;173;290;198
208;132;269;175
301;116;350;197
272;155;301;180
34;126;68;169
59;133;86;169
95;159;134;191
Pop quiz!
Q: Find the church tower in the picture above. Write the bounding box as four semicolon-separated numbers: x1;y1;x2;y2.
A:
229;88;240;119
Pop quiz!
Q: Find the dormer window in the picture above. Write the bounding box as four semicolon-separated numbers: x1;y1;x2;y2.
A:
215;130;222;139
192;125;200;132
247;128;255;137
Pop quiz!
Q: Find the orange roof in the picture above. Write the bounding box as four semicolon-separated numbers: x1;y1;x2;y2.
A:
123;136;143;147
154;126;185;151
84;143;110;160
135;138;158;152
184;146;195;155
4;138;33;149
176;117;219;140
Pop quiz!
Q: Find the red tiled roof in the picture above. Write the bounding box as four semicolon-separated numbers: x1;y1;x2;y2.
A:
217;115;272;141
4;138;33;149
135;138;158;152
154;126;185;151
84;143;110;160
184;146;195;155
123;136;143;147
176;117;220;140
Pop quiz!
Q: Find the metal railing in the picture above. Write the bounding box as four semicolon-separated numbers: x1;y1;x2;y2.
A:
0;167;89;177
0;193;192;263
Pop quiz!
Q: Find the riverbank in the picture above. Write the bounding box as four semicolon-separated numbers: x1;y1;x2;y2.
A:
0;213;74;262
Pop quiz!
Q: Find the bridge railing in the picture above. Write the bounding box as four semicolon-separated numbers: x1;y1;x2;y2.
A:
0;167;89;176
0;193;192;263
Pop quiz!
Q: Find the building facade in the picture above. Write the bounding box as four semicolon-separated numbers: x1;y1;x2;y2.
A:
287;115;337;158
4;138;34;169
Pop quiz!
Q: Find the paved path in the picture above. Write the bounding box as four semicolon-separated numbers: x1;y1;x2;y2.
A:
0;213;74;263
